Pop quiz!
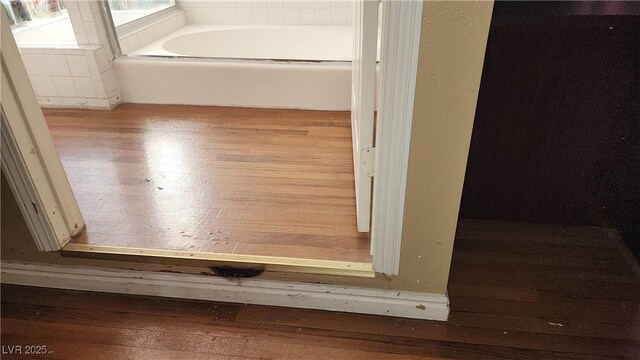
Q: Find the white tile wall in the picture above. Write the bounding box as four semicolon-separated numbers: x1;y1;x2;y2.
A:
67;55;92;77
237;8;253;23
315;8;330;25
78;1;93;21
117;11;187;54
178;0;353;26
252;8;269;24
31;76;58;97
94;48;110;72
20;46;119;108
74;77;98;98
22;54;50;76
66;0;97;46
20;45;120;109
300;8;315;24
267;7;284;24
283;8;300;24
222;8;239;24
101;68;119;96
45;55;71;76
17;1;122;109
53;77;78;97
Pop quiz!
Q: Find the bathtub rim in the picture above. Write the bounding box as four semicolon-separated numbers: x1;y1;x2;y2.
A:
121;52;354;66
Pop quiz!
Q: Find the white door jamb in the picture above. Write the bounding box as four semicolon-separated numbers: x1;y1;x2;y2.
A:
371;0;424;275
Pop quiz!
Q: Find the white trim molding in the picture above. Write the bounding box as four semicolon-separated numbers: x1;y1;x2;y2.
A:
371;0;424;275
1;262;450;321
1;9;85;252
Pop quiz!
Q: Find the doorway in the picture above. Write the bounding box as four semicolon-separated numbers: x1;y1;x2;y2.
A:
3;0;419;276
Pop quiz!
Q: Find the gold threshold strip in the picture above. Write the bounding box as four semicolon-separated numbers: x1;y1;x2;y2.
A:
61;243;375;278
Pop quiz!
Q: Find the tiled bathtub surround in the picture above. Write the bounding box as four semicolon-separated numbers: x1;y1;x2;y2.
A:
20;46;120;109
178;0;354;26
16;0;121;109
117;10;187;54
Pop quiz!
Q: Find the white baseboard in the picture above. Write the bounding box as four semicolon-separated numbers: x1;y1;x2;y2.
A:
37;96;118;110
1;261;449;321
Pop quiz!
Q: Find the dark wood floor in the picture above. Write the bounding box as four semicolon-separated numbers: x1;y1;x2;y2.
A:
44;105;370;263
2;220;639;359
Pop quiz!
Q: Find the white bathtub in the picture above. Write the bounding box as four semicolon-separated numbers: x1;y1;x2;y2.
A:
132;25;353;61
116;25;353;110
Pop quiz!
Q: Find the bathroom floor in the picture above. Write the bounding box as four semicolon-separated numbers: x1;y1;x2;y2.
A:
44;104;371;263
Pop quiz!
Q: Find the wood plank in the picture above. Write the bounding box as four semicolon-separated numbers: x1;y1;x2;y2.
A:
0;285;240;320
42;104;370;263
232;305;639;358
2;301;617;360
2;220;639;359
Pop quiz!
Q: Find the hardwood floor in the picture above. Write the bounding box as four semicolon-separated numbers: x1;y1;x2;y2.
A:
2;221;639;359
43;104;370;263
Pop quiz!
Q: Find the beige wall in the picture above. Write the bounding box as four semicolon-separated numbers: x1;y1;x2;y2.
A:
390;0;494;293
1;1;493;294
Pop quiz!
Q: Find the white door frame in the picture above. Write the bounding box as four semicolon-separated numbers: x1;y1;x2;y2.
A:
1;8;85;251
351;0;379;232
371;0;424;275
1;1;423;276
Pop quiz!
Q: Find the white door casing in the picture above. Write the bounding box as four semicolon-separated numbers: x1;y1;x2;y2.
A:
351;0;379;232
1;8;84;251
371;0;424;275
